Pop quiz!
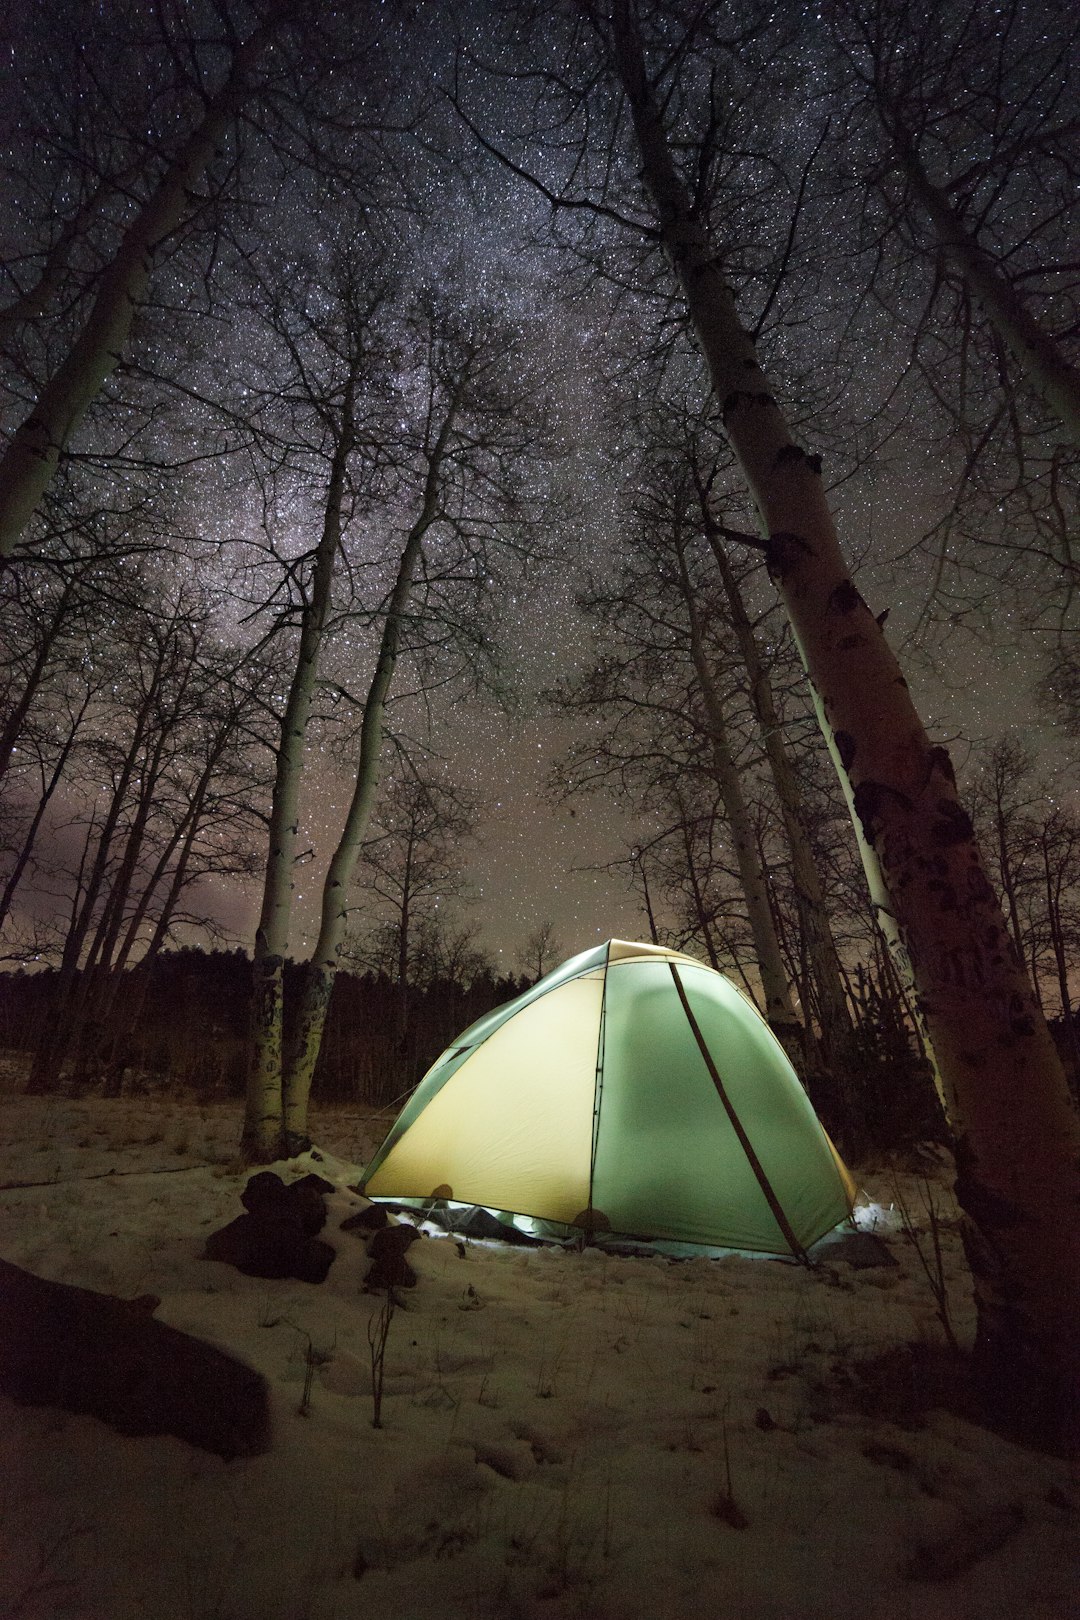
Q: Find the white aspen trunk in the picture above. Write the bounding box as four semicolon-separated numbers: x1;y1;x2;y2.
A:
706;533;855;1062
674;537;804;1055
610;0;1080;1442
797;657;948;1112
280;526;427;1145
892;132;1080;445
0;13;283;564
280;409;457;1148
241;393;354;1163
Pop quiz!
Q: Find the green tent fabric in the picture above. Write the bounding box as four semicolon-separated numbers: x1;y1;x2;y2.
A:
360;940;856;1256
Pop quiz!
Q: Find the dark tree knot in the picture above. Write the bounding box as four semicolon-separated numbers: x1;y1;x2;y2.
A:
927;744;957;786
772;444;822;475
852;779;913;841
765;530;814;580
826;579;864;615
721;389;776;422
929;800;974;848
967;868;997;907
925;877;958;911
833;729;857;772
1005;991;1036;1040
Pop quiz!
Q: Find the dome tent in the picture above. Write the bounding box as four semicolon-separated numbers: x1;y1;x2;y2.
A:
360;940;856;1257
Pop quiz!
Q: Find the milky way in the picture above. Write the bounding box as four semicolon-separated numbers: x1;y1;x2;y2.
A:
1;0;1076;975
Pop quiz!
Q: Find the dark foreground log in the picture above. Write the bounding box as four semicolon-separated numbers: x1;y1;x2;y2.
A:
0;1258;270;1459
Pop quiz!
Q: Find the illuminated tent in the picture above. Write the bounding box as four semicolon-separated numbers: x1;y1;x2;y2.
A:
360;940;856;1257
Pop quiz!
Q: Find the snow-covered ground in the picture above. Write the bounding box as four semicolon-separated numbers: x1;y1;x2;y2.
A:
1;1075;1077;1620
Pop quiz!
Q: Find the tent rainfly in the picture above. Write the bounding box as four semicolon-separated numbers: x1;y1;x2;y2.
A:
360;940;856;1257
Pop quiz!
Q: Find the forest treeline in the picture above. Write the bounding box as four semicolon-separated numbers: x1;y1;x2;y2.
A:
2;921;1077;1159
0;950;530;1111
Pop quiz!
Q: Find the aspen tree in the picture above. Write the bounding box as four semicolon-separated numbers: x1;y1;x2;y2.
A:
0;5;295;564
599;0;1080;1436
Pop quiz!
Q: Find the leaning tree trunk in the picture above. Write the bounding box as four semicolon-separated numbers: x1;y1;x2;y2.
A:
135;792;213;966
0;11;286;565
610;0;1080;1444
279;520;430;1151
241;393;354;1163
705;531;855;1065
794;646;949;1108
112;700;238;975
280;410;457;1150
673;534;804;1058
100;782;222;1097
24;818;101;1095
68;634;196;1090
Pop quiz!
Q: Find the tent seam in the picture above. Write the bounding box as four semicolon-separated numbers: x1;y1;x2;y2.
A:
667;961;810;1265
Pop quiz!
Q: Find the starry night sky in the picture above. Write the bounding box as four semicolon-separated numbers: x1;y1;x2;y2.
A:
1;0;1076;972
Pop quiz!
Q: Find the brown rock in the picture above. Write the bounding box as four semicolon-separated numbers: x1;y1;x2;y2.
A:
364;1223;420;1291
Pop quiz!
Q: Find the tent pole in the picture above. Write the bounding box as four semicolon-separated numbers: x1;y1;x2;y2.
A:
667;962;810;1264
584;942;613;1245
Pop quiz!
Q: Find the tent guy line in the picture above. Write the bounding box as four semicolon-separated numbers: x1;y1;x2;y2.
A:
0;1164;212;1192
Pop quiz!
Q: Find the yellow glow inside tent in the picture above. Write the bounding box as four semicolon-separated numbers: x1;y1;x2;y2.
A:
365;973;603;1224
